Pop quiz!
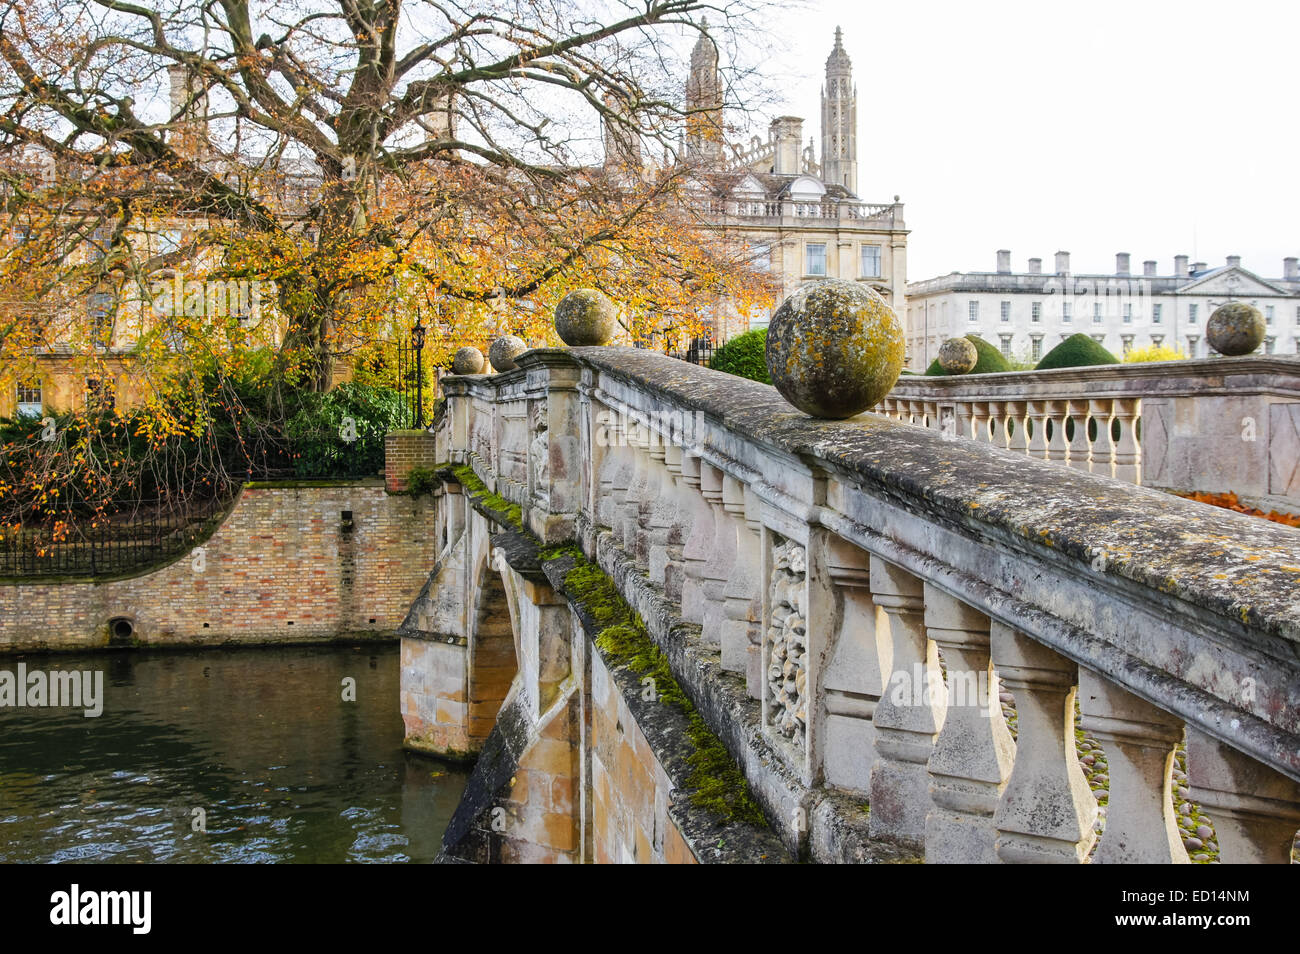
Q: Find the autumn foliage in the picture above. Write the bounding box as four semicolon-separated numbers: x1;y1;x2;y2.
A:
1178;491;1300;528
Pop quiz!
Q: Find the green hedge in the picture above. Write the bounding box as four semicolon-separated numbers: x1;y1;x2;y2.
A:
1035;333;1119;370
285;381;408;478
708;328;770;384
924;335;1011;375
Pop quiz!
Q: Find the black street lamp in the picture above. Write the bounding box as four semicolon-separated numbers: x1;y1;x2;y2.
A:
412;306;427;429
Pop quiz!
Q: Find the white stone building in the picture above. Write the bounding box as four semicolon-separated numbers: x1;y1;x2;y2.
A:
905;250;1300;369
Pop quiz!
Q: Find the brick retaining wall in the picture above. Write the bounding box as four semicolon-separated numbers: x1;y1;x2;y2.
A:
0;480;436;652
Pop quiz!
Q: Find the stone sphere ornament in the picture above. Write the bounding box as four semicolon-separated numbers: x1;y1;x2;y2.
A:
488;335;528;372
764;279;905;419
1206;302;1265;356
938;336;979;374
554;288;618;346
759;280;904;421
451;346;485;375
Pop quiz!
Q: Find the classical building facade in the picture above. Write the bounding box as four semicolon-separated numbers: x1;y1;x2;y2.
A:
670;27;908;334
905;250;1300;369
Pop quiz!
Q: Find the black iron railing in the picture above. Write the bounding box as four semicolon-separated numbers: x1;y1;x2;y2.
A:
0;495;229;578
393;335;417;430
666;329;717;367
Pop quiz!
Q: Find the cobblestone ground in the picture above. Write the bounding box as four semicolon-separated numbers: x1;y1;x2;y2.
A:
998;691;1300;864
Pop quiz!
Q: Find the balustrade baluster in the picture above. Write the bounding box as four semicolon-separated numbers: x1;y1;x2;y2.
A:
652;443;689;600
720;482;765;697
697;464;734;647
1079;669;1187;863
1186;727;1300;864
1005;401;1029;455
704;474;746;653
820;537;890;794
1027;401;1050;459
1066;399;1092;471
678;453;713;624
620;424;650;553
868;557;944;848
1112;398;1141;484
983;402;1002;445
992;625;1096;862
923;587;1014;863
1046;400;1069;464
1089;400;1117;479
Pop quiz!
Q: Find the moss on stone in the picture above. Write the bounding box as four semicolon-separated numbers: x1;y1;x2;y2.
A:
555;288;618;346
451;464;524;528
551;549;766;827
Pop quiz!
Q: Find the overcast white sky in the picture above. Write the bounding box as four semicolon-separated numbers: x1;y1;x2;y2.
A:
748;0;1298;282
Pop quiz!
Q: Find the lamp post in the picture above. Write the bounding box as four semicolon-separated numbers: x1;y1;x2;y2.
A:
412;307;427;429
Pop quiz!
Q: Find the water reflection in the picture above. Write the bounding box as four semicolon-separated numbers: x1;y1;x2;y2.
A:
0;644;467;863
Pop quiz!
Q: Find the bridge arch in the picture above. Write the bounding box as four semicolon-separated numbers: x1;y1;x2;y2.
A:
465;529;521;747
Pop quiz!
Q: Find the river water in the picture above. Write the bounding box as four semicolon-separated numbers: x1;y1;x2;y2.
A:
0;643;468;863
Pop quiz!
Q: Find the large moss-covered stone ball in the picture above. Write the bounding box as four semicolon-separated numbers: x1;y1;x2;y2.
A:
1207;302;1265;356
765;279;904;419
451;346;485;375
938;337;978;374
488;335;528;372
555;288;618;346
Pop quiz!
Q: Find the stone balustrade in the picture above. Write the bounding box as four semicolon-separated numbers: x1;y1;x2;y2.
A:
882;356;1300;512
695;198;902;228
430;346;1300;863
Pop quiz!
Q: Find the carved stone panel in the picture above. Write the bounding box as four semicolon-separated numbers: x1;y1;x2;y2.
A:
767;536;808;749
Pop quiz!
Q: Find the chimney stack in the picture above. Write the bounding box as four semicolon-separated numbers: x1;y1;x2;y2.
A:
996;249;1012;274
1028;257;1042;274
770;116;804;175
166;64;208;149
1055;250;1070;275
1284;257;1299;281
1116;252;1131;275
1143;260;1157;277
1192;261;1206;274
1174;254;1189;278
1226;255;1241;268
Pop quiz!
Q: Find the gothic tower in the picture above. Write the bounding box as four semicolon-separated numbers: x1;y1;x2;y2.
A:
684;20;724;164
820;27;857;194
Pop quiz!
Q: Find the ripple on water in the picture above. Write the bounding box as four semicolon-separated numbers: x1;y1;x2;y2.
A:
0;645;469;864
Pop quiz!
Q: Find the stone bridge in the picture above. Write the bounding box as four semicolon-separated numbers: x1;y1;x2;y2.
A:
394;346;1300;864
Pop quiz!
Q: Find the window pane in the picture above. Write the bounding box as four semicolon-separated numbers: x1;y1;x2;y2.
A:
806;243;826;276
860;244;881;278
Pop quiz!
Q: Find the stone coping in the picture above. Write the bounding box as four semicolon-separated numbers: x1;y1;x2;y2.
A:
887;354;1300;399
518;347;1300;648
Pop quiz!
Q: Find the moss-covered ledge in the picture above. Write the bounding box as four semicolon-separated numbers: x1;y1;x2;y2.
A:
426;463;784;861
580;518;918;863
540;546;789;863
443;464;525;530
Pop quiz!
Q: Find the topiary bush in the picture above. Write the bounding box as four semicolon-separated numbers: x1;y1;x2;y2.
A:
924;335;1011;375
1036;333;1119;370
708;328;770;384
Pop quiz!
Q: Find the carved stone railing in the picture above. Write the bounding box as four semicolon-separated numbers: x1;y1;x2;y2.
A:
883;356;1300;511
694;198;903;229
438;347;1300;863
